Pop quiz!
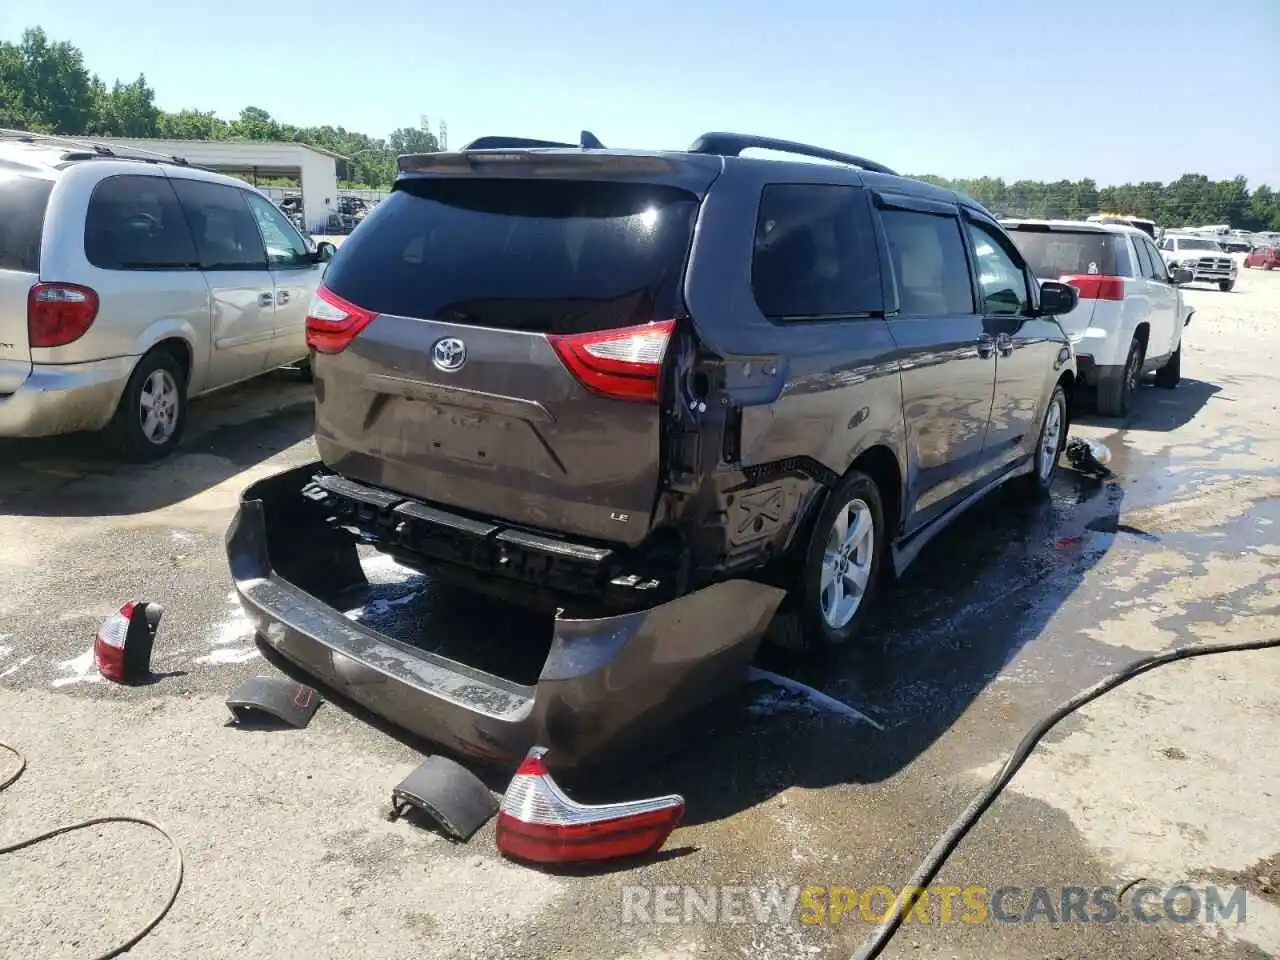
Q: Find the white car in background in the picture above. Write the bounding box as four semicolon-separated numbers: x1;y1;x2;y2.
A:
1003;219;1192;417
1158;235;1238;291
0;133;336;461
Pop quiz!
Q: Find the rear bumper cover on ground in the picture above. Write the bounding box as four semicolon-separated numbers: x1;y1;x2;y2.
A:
227;463;787;773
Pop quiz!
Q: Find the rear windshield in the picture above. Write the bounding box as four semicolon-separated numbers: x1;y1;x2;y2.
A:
0;174;54;273
323;178;699;334
1008;228;1133;279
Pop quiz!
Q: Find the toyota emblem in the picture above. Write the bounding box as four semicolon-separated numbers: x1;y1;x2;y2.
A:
432;337;467;372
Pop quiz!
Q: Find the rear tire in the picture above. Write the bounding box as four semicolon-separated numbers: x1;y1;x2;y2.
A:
1154;343;1181;389
1219;279;1235;292
1096;336;1143;417
1013;384;1067;498
296;357;314;382
786;470;888;652
105;347;188;462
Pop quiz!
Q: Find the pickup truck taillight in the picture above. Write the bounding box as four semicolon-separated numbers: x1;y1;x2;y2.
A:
1061;275;1125;301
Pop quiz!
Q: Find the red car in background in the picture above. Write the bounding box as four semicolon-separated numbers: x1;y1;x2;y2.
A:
1245;246;1280;269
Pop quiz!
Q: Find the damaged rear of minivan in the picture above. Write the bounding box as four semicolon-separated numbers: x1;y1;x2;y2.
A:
226;148;789;773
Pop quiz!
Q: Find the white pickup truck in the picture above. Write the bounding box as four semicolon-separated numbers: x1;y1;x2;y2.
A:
1003;219;1193;416
1159;235;1238;291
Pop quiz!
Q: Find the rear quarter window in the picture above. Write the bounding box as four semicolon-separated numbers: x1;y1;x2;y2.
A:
0;174;55;273
751;184;883;318
322;178;698;335
1008;229;1133;279
85;175;200;270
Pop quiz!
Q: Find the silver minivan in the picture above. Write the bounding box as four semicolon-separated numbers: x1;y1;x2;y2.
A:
0;135;335;460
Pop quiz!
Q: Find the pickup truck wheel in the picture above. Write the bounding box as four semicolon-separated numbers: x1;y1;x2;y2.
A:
1154;344;1181;389
105;348;188;462
1096;337;1143;417
1219;279;1235;292
790;471;887;651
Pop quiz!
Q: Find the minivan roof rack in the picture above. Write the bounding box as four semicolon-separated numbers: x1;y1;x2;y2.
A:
687;132;897;176
0;128;191;166
461;130;608;151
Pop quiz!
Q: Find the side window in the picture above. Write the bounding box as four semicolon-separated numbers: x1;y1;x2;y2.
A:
965;219;1029;315
244;192;311;268
83;175;199;270
171;179;268;270
1145;240;1170;281
751;184;883;319
1131;236;1154;278
879;208;975;317
0;176;54;273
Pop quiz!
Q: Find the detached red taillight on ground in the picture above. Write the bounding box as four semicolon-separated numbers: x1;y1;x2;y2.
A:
496;747;685;865
305;285;378;354
94;601;162;684
28;282;100;347
1061;274;1125;301
548;319;676;403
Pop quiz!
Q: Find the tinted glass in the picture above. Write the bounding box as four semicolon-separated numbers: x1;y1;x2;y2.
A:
1132;235;1154;277
1144;239;1169;281
879;209;974;316
245;191;310;268
1175;238;1222;252
84;175;198;270
323;178;697;334
0;175;54;273
751;184;883;318
171;180;268;270
967;220;1029;315
1008;229;1133;278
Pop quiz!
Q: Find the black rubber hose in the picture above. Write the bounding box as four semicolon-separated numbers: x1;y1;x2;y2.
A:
0;740;185;960
851;634;1280;960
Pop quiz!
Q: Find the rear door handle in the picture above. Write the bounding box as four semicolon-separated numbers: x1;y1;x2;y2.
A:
996;333;1014;357
976;334;995;359
276;290;290;305
258;291;275;308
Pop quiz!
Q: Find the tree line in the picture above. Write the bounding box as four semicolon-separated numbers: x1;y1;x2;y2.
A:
0;27;439;188
3;26;1279;230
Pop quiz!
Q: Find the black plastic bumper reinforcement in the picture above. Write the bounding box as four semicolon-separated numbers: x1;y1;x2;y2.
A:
302;471;674;609
227;462;787;775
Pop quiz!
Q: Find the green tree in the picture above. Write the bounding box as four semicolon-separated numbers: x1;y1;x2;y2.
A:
0;27;96;134
90;74;160;137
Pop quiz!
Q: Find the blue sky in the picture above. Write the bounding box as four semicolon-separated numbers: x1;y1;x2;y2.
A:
9;0;1279;186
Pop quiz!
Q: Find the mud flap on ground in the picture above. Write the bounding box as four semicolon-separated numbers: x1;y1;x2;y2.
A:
389;755;499;841
226;676;322;728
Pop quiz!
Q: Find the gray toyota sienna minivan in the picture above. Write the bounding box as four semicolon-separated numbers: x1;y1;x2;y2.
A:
227;132;1079;772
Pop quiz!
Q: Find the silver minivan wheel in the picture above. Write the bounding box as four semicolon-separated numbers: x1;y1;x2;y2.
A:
819;498;875;629
139;369;181;445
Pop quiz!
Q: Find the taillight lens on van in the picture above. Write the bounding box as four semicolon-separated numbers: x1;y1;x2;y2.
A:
1061;275;1125;301
28;283;100;347
548;319;676;403
305;285;378;354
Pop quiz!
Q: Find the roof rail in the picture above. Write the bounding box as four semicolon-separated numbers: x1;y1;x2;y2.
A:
462;130;607;151
0;128;191;166
687;132;897;176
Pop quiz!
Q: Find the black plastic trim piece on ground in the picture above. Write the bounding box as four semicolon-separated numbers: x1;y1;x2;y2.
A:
226;676;322;728
389;755;499;841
